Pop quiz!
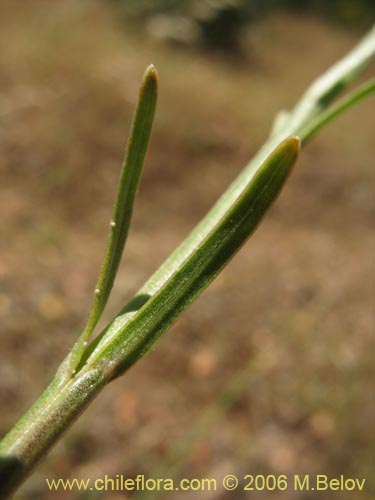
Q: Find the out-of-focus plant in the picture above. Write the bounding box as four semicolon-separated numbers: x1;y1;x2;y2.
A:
282;0;375;27
0;25;374;500
113;0;375;50
116;0;250;50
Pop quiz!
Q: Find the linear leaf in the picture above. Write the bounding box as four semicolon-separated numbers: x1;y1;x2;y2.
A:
68;65;158;373
87;137;301;379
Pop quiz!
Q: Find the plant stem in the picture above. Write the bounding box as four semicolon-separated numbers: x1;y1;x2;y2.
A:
0;27;374;499
299;77;375;143
0;367;105;499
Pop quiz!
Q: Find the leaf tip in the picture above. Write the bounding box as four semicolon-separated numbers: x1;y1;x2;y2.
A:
146;63;157;75
143;64;158;90
286;135;301;156
277;135;301;171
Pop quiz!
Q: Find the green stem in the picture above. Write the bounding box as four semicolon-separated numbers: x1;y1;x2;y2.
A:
299;77;375;143
1;27;374;499
0;367;105;499
287;24;375;128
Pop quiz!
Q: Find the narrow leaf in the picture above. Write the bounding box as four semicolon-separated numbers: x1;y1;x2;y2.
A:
87;137;300;379
69;65;158;373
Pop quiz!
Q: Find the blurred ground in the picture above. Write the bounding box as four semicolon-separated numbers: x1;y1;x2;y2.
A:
0;1;374;499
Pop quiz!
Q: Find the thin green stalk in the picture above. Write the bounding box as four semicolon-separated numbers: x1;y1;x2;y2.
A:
1;27;374;500
0;367;106;499
300;77;375;143
287;24;375;129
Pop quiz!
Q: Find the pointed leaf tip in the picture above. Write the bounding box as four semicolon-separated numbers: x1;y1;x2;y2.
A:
146;63;157;74
274;135;301;172
288;135;301;153
282;135;301;156
142;64;158;92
